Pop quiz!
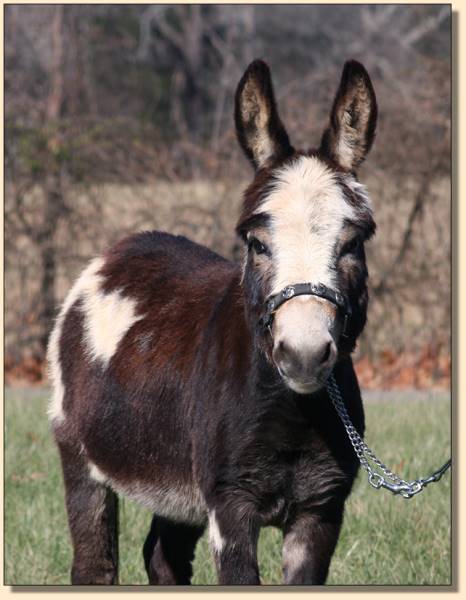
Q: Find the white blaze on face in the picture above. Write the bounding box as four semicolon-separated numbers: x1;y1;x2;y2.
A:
257;156;364;390
259;156;356;295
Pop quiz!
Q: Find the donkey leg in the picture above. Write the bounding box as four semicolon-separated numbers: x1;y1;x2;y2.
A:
142;513;159;577
282;507;344;585
208;506;261;585
143;515;204;585
56;439;119;585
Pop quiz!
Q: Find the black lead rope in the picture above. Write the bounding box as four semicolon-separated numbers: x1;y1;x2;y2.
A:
326;372;452;499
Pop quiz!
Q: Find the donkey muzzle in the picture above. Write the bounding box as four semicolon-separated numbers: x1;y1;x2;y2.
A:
273;333;337;394
267;286;344;394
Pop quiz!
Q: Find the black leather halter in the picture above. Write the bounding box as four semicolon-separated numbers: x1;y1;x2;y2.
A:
261;282;352;336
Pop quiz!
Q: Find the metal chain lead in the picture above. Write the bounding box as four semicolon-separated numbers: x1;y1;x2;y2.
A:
326;373;452;499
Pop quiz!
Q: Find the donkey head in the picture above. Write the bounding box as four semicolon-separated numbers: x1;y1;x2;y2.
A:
235;59;377;394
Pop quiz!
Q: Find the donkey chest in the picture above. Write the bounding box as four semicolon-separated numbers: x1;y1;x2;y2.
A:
235;432;356;525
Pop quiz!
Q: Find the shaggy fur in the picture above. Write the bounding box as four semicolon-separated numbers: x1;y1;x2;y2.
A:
49;58;377;585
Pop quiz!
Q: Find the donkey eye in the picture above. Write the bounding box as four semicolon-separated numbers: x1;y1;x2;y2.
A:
341;237;362;256
248;236;269;256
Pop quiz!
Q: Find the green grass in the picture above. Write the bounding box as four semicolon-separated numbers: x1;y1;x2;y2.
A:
5;387;451;586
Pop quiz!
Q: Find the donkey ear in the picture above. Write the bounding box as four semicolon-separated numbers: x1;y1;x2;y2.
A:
320;60;377;171
235;60;294;170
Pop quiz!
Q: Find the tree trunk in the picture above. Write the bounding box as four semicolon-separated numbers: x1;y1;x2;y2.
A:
38;169;65;355
39;5;66;356
47;5;65;120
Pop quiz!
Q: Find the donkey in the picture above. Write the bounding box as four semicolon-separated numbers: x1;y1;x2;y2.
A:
48;58;377;586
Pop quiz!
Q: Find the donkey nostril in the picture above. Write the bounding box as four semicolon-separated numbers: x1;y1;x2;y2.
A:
274;339;294;370
320;341;332;365
274;338;334;379
275;339;289;359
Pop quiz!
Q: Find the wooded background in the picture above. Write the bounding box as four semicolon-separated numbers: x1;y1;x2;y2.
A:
5;4;451;388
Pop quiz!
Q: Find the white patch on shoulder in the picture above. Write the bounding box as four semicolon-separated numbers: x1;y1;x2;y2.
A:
257;156;356;295
208;509;225;554
81;283;143;366
47;256;144;423
47;258;105;423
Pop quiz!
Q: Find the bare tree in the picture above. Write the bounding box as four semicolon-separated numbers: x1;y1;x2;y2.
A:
5;4;451;381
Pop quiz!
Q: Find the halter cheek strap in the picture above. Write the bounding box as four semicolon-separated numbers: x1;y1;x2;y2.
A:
260;282;352;336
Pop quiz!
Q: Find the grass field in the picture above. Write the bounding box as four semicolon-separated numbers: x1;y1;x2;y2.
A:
5;387;451;586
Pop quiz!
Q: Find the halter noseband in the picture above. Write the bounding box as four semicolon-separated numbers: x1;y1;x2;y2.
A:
261;282;352;336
